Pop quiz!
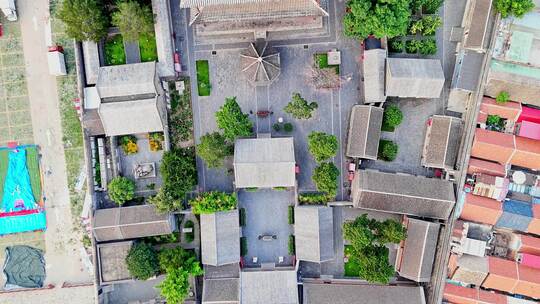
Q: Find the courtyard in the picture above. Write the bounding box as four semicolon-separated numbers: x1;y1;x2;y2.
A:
238;189;295;267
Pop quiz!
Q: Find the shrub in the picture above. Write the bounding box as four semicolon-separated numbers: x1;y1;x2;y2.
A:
148;188;182;213
422;0;444;13
409;19;423;35
126;242;159;280
273;187;288;191
157;268;191;304
312;162;340;198
158;247;202;274
161;148;197;201
197;132;233;168
57;0;109;42
421;16;442;36
240;237;248;256
494;0;534;18
108;176;136;205
378;140;398;161
245;187;258;192
189;191;237;214
405;39;421;54
389;39;404;53
216;97;253;141
239;208;246;226
298;192;333;204
273;123;281;132
156;247;203;304
112;0;154;42
288;205;294;225
308;132;339;163
169;80;194;146
419;38;437;55
119;135;138;155
288;235;295;255
496;91;510;104
82;234;91;248
382;105;403;129
284;93;318;120
283;123;294;132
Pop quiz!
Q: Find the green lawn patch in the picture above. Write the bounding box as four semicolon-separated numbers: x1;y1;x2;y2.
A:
196;60;211;96
139;34;158;62
344;245;360;277
26;147;42;203
314;53;340;74
104;34;126;66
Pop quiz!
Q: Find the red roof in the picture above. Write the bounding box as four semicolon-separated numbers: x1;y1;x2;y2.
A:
444;284;507;304
518;105;540;124
471;129;515;165
488;256;518;279
520;253;540;270
512;136;540;170
460;193;502;225
520;234;540;255
480;97;522;121
467;158;507;177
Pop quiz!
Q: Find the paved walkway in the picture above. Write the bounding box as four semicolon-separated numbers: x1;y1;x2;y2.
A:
0;1;95;302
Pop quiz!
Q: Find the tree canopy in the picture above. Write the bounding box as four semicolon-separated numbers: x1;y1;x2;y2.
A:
157;247;203;304
216;97;253;141
308;132;339;163
189;191;238;214
108;176;135;205
160;148;198;202
126;242;159;280
312;162;340;197
383;105;403;128
343;214;407;284
112;1;154;42
197;132;233;168
494;0;534;18
283;93;318;119
157;268;191;304
343;0;411;39
57;0;109;42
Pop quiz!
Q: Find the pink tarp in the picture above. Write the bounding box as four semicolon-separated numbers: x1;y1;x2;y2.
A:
518;106;540;124
519;120;540;140
521;253;540;270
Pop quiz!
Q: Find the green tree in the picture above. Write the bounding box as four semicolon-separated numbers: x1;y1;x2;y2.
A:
112;1;154;42
189;192;237;214
147;188;182;213
496;91;510;104
57;0;109;42
284;93;318;119
343;214;406;284
379;140;398;161
161;148;198;202
308;132;339;163
197;132;233;168
383;105;403;128
158;247;203;275
494;0;534;18
343;0;411;39
126;242;159;280
157;268;191;304
312;162;340;197
108;176;135;205
216;97;253;141
421;16;442;35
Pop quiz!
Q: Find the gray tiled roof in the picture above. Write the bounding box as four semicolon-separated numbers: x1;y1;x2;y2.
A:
422;115;462;169
82;41;100;85
96;62;157;99
152;0;175;77
200;210;240;266
386;58;445;98
234;137;296;188
97;241;133;284
398;218;440;282
302;283;426;304
294;206;334;263
452;50;484;92
363;49;386;103
346;105;383;160
351;170;456;220
202;278;240;304
98;98;164;136
92;205;174;242
463;0;492;50
240;269;298;304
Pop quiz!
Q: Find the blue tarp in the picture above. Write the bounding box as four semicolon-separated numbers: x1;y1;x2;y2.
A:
1;149;37;212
